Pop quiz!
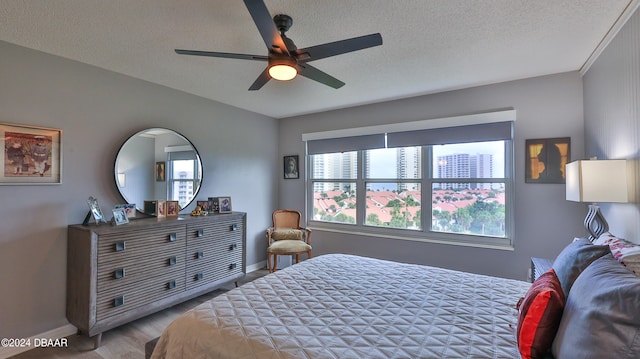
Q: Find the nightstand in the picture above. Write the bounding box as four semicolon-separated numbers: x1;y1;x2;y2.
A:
530;257;554;283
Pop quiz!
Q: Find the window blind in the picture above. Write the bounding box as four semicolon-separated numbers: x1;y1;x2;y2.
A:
306;134;386;155
386;121;513;148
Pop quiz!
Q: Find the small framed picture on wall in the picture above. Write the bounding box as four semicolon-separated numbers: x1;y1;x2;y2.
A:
284;155;299;179
525;137;570;183
155;161;165;182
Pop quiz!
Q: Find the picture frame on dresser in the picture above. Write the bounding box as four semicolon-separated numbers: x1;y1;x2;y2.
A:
112;208;129;225
166;200;179;217
0;122;62;185
218;196;232;213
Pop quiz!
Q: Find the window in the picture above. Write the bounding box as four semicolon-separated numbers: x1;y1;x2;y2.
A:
167;150;201;208
305;112;514;249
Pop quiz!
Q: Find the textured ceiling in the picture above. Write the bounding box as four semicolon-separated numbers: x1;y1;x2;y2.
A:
0;0;634;118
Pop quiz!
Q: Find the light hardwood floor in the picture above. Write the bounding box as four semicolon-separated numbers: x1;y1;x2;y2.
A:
10;269;269;359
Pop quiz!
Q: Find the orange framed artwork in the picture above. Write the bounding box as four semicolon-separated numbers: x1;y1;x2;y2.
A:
525;137;570;183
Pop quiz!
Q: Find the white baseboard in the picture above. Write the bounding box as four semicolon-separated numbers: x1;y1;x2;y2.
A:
0;323;77;359
247;260;267;273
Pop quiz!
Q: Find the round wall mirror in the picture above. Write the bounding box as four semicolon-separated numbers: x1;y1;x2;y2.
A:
114;128;203;213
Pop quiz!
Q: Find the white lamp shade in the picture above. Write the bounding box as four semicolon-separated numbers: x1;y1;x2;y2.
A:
566;159;632;203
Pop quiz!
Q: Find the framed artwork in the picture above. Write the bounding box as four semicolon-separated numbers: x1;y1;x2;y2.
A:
155;161;165;182
166;200;180;217
284;155;299;179
112;208;129;225
1;122;62;185
525;137;570;183
218;196;232;213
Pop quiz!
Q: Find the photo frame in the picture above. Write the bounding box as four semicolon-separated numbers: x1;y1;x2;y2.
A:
284;155;299;179
85;196;108;225
1;122;62;185
155;161;165;182
166;200;180;217
208;197;219;213
218;196;232;213
157;200;167;219
144;200;158;216
112;208;129;226
525;137;570;184
196;200;211;212
114;203;136;218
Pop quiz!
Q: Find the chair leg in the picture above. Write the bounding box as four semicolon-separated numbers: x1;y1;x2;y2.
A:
295;253;300;263
267;253;272;272
308;250;312;259
272;255;278;273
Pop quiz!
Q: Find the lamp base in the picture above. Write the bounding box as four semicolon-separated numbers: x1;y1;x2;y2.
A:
584;204;609;241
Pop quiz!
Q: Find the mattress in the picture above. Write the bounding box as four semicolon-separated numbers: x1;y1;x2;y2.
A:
151;254;531;359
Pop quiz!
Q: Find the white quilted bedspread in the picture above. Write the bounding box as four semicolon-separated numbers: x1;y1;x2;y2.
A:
151;254;530;359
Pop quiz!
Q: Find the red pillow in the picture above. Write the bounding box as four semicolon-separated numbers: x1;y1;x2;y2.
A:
516;269;565;359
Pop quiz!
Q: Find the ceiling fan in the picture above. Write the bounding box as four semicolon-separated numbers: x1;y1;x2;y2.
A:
175;0;382;90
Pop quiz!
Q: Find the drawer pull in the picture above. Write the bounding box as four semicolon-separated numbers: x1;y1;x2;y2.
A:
166;280;176;290
168;256;177;266
229;263;237;270
195;251;204;259
113;268;126;280
196;229;204;237
114;241;126;252
229;243;238;251
230;224;238;231
195;272;203;281
169;232;177;242
113;296;125;307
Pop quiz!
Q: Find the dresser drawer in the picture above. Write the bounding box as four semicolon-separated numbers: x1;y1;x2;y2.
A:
186;249;243;289
96;270;185;321
97;225;185;264
97;249;185;293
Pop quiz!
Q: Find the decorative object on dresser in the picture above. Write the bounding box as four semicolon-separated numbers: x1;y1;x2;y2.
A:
218;196;232;213
0;122;62;185
565;159;634;240
84;196;109;225
66;212;246;349
112;208;129;225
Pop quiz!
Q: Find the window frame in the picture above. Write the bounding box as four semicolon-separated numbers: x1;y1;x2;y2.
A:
304;112;515;250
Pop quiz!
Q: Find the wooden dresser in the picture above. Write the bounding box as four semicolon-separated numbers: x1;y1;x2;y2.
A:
66;212;246;348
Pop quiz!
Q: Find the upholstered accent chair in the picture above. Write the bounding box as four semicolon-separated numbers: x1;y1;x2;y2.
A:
266;209;312;273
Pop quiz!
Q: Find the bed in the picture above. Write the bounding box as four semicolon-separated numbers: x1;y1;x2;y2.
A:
150;241;640;359
150;253;531;358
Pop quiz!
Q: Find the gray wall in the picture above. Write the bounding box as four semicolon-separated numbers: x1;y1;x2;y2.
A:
0;41;279;339
278;72;587;281
583;8;640;243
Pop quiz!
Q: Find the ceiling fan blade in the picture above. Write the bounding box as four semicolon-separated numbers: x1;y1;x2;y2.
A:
298;64;345;89
175;49;268;61
293;33;382;62
248;67;271;91
243;0;289;55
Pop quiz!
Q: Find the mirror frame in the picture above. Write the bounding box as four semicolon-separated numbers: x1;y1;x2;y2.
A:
114;128;203;214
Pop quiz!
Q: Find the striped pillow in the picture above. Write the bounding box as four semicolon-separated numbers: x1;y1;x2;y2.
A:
517;269;565;359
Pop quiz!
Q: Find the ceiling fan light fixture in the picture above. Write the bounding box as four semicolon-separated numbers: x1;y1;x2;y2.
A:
268;57;297;81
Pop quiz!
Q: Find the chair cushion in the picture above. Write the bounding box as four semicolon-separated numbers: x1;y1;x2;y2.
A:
268;239;312;254
271;229;305;240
